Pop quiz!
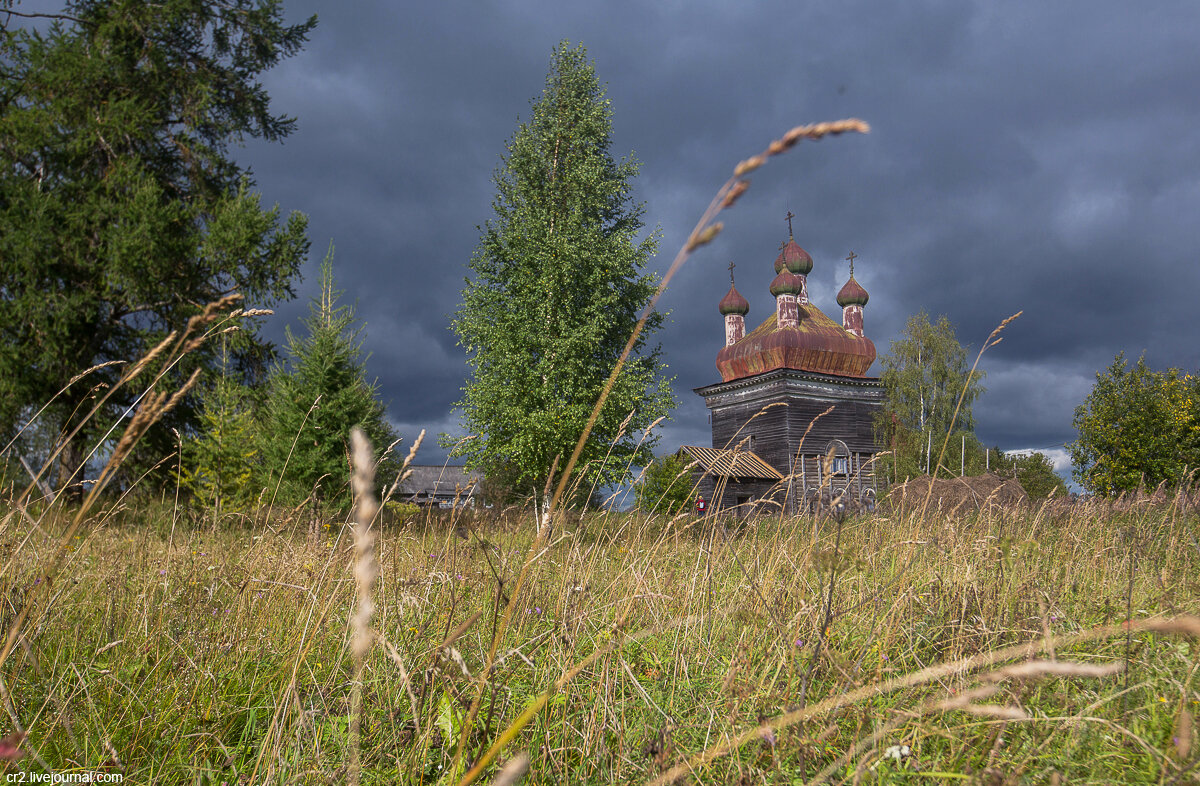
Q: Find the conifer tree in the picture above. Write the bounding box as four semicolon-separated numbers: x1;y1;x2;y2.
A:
0;1;313;490
182;340;261;516
451;41;674;501
257;251;397;512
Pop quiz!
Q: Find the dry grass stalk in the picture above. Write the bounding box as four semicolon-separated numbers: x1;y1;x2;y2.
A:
1177;705;1194;759
489;752;531;786
348;427;380;786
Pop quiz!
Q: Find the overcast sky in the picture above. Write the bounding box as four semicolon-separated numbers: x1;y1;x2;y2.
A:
234;1;1200;478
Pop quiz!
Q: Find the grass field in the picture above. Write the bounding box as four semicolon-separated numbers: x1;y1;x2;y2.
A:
1;493;1197;784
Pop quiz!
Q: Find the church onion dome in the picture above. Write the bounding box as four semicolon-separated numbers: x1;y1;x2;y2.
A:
836;275;869;307
718;284;750;315
769;270;806;297
773;239;814;275
716;305;876;381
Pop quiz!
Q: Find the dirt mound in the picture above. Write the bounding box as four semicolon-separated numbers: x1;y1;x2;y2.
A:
885;473;1028;514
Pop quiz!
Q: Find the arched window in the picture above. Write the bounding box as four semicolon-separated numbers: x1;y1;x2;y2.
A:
823;439;851;476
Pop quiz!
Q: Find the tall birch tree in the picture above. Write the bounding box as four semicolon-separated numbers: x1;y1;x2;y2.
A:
451;41;674;503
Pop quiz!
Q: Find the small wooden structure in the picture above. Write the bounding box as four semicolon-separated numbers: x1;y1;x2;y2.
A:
398;465;483;507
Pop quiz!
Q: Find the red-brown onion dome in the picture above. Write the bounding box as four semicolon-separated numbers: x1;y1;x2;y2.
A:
718;284;750;315
773;239;814;275
769;270;806;297
716;307;876;381
836;276;869;307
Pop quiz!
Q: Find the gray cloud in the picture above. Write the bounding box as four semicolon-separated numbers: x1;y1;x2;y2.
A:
239;1;1200;469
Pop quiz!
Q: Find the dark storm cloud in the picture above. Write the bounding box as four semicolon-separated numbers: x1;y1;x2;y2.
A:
240;1;1200;469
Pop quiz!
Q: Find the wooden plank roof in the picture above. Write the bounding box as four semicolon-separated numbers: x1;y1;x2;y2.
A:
398;465;483;500
678;445;783;481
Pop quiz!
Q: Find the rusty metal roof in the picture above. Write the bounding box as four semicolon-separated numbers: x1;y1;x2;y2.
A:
715;306;876;381
678;445;783;480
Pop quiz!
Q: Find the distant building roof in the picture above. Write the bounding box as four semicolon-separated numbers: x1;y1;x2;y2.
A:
398;465;483;503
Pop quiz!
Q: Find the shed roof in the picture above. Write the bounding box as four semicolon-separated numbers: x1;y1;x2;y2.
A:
678;445;783;481
399;465;483;499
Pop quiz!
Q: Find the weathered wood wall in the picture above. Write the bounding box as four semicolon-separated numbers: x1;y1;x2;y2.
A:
695;368;885;514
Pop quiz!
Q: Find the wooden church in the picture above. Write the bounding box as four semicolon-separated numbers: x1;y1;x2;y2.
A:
681;216;884;515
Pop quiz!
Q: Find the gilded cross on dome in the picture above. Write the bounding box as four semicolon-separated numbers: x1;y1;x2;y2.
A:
728;260;736;284
785;210;795;238
845;250;858;277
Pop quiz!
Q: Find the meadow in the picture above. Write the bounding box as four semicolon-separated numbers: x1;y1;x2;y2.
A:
1;490;1197;784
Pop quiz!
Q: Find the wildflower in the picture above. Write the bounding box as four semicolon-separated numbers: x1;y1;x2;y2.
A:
159;569;167;575
794;639;804;647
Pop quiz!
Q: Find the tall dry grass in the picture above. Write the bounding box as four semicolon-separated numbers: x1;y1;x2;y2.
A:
0;496;1196;782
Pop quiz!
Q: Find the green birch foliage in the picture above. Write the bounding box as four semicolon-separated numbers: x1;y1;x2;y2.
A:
0;1;313;484
1003;451;1068;499
1068;353;1200;495
256;253;398;512
451;41;674;500
635;454;695;515
881;312;985;435
181;344;260;515
878;312;985;477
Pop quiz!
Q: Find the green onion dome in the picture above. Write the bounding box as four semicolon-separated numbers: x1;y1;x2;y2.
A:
718;284;750;315
836;275;869;307
773;239;814;275
769;270;806;297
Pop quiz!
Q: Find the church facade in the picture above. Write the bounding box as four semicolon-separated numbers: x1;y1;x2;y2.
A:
681;222;884;516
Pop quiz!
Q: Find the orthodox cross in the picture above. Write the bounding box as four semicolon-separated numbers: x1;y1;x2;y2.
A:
845;250;858;277
784;210;795;238
728;260;736;284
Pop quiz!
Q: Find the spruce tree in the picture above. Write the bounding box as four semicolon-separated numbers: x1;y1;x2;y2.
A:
257;251;397;513
181;339;261;516
0;1;313;490
451;41;674;502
